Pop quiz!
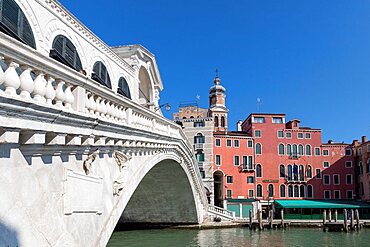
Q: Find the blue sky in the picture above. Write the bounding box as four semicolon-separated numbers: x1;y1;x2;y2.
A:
60;0;370;143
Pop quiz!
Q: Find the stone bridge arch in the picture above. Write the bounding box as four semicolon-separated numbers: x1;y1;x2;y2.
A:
97;152;205;246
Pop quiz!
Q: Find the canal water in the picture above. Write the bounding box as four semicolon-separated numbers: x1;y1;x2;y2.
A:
108;227;370;247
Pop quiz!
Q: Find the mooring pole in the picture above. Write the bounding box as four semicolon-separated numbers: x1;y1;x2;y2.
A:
281;209;284;228
249;209;252;230
350;209;355;230
343;209;348;232
323;209;327;225
355;209;360;230
258;209;263;230
328;209;332;222
334;209;338;222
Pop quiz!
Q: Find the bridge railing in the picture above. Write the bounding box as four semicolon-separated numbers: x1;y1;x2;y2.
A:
0;32;207;205
208;205;235;220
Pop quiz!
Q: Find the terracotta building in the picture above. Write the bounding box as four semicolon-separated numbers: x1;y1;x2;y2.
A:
353;136;370;202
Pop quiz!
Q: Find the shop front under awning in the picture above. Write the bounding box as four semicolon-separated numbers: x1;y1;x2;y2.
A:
275;200;370;209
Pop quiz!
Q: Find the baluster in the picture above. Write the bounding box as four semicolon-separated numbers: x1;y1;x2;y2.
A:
55;80;66;108
3;60;20;95
45;76;56;105
106;101;113;119
33;72;47;102
95;97;103;116
84;92;91;113
89;94;97;115
0;59;5;87
101;99;108;118
19;66;34;99
64;84;74;109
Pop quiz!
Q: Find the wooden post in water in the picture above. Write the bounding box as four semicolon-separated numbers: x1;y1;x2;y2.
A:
249;209;253;230
328;209;332;222
334;209;338;222
343;209;348;232
258;209;263;230
350;209;355;230
323;209;327;224
281;209;284;228
269;209;273;229
355;209;360;230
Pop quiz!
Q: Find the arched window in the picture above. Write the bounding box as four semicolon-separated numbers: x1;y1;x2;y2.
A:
287;144;292;155
288;185;293;197
294;185;299;198
307;165;312;178
298;144;304;156
287;165;292;180
280;184;286;197
268;184;274;197
279;164;285;178
0;0;36;48
278;144;285;155
221;116;225;127
306;145;312;156
92;61;111;89
117;77;131;99
195;152;204;162
194;133;205;144
359;162;363;175
299;165;304;181
307;185;313;198
367;159;370;173
292;144;298;156
256;164;262;177
50;35;82;71
300;185;305;198
255;143;262;155
293;164;299;181
257;184;263;197
214;116;219;127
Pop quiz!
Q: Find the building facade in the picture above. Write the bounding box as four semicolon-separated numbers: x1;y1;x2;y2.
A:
175;72;359;215
353;136;370;202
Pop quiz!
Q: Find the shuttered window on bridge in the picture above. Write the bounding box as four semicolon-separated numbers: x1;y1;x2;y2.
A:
117;77;131;99
0;0;36;48
50;35;82;72
92;61;111;89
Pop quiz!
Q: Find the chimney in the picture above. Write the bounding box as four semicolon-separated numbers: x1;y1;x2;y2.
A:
362;136;366;143
352;140;359;147
237;120;242;132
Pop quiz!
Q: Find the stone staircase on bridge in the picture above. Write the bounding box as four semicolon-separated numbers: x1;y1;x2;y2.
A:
208;205;236;221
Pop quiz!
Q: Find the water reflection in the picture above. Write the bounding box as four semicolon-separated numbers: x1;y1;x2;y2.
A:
108;227;370;247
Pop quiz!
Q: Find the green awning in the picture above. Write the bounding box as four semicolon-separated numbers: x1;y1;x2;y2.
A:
227;198;255;203
275;200;370;209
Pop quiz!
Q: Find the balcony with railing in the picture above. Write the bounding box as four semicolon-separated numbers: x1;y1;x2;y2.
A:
241;163;255;172
285;175;306;184
288;153;301;160
193;143;204;150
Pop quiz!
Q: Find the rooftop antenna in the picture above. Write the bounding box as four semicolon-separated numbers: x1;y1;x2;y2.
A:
257;97;262;112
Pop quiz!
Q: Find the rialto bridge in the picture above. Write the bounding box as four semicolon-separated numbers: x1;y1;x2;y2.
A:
0;0;234;246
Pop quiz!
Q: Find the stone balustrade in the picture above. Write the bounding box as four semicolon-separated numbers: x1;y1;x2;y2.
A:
0;32;184;140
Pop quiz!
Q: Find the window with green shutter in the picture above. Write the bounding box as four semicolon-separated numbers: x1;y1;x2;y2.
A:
117;77;131;99
92;61;111;89
50;35;82;72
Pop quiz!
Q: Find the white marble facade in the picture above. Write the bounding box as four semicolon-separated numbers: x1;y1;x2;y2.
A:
0;0;208;246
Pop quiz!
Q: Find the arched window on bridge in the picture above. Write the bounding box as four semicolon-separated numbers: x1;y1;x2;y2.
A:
256;164;262;178
50;35;82;72
0;0;36;48
280;184;286;197
117;77;131;99
92;61;111;89
256;184;262;197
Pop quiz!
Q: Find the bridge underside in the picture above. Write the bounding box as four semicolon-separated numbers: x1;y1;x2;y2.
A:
118;159;198;227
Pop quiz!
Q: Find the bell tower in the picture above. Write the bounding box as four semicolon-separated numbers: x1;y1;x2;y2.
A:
209;70;228;132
